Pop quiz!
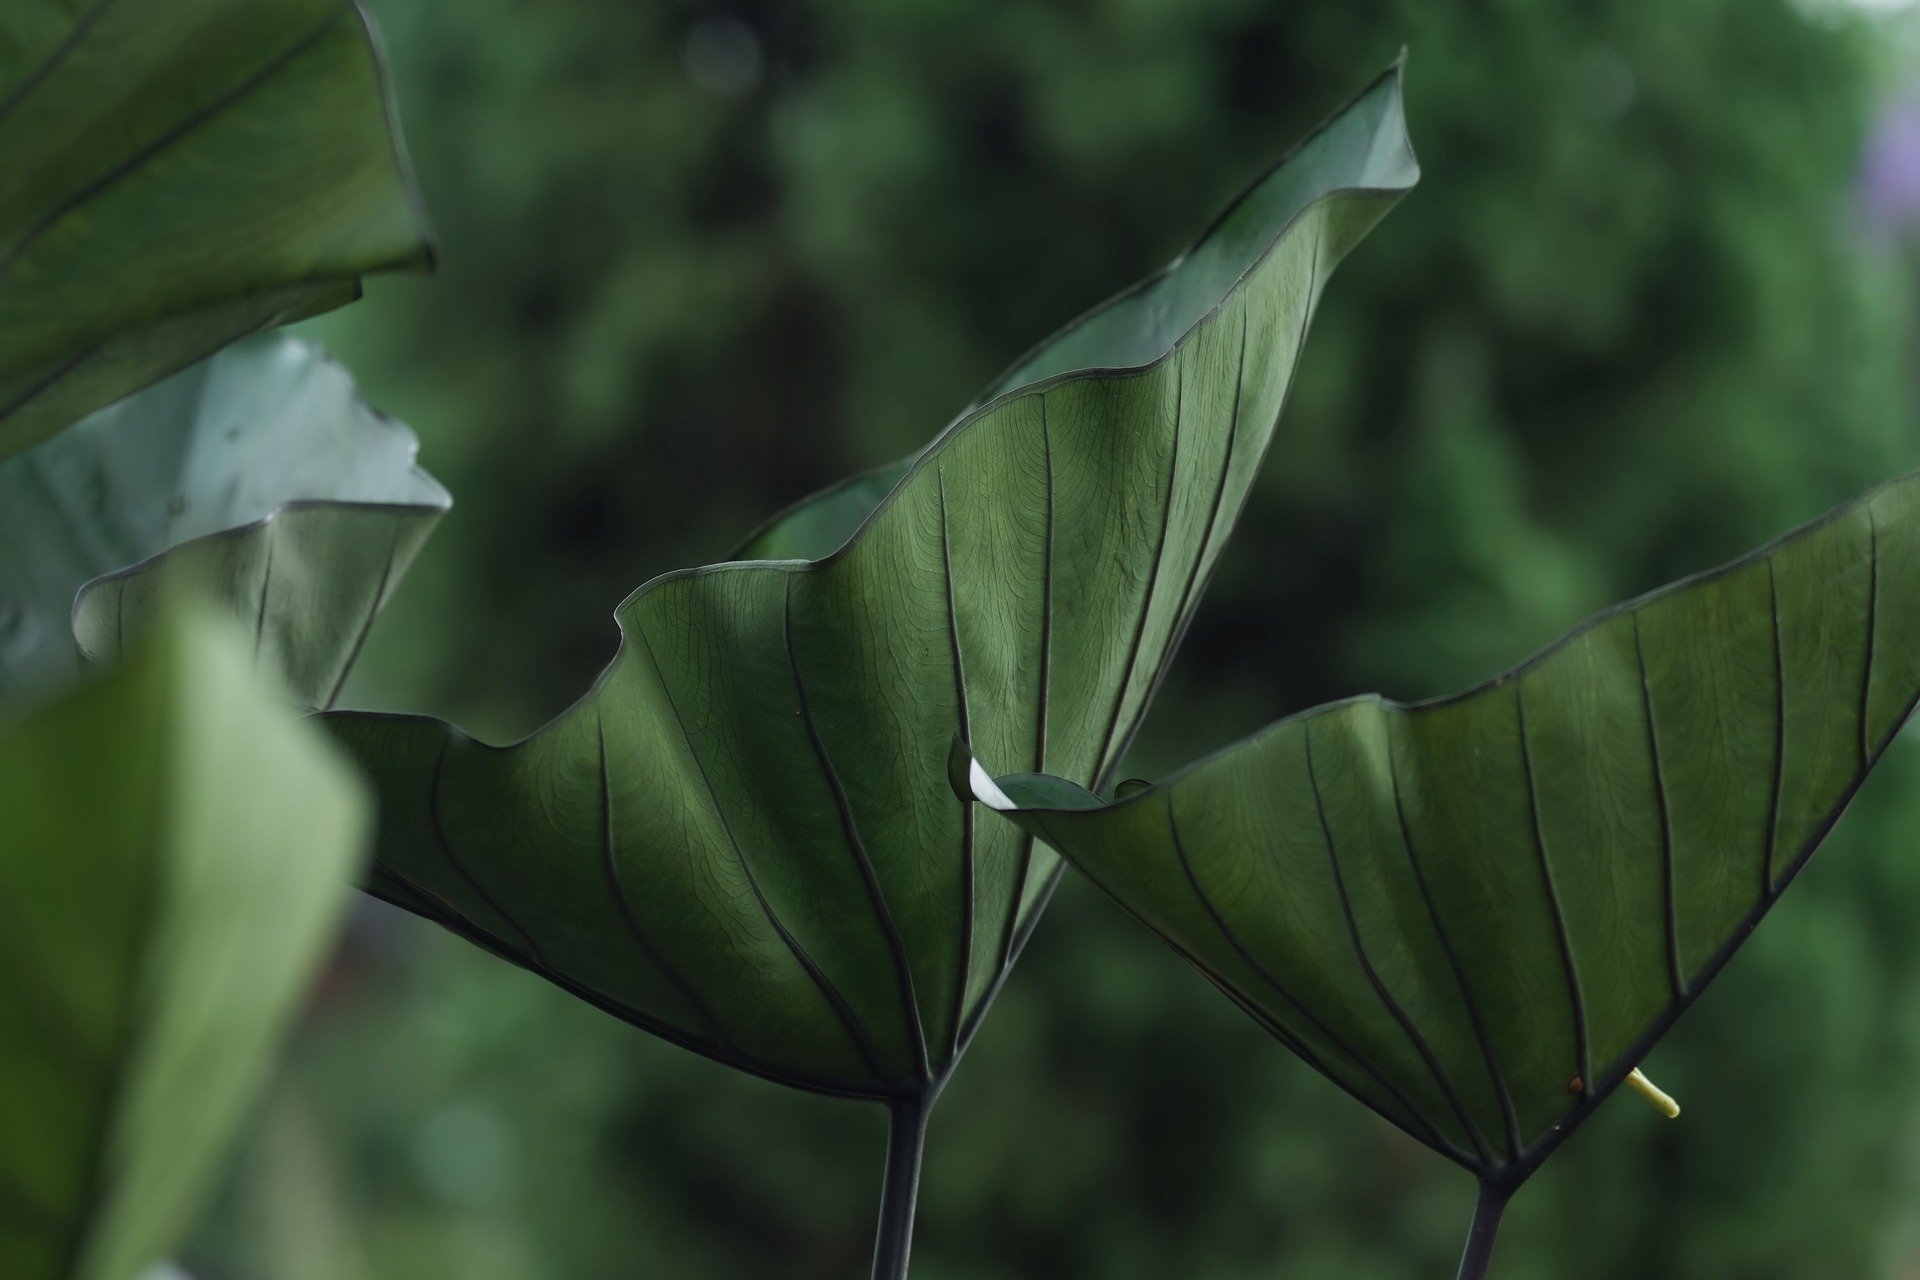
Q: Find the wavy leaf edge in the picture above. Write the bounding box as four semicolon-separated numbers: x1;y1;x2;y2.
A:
368;55;1420;759
65;344;452;673
731;51;1418;563
964;464;1920;1190
323;56;1419;1109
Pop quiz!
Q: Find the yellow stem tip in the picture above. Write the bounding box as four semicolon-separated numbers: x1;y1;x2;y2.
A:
1627;1068;1681;1119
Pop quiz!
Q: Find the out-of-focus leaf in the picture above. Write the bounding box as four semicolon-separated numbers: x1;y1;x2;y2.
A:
962;470;1920;1212
0;610;368;1280
0;333;449;711
322;62;1419;1103
0;0;435;458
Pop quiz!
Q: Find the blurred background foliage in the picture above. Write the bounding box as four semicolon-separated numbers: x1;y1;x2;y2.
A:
189;0;1920;1275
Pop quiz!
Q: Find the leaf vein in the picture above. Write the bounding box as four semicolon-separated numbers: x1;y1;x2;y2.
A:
1387;742;1523;1162
321;516;399;710
635;625;890;1081
781;578;929;1079
1166;798;1475;1167
1305;724;1492;1170
1516;686;1591;1091
0;0;118;129
936;467;976;1061
0;9;349;285
1094;365;1185;786
596;709;739;1054
1635;615;1686;1000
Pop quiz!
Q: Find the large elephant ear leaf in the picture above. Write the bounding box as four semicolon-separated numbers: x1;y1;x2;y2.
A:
734;51;1416;564
0;334;449;713
323;61;1419;1102
0;0;435;459
963;470;1920;1208
0;610;367;1280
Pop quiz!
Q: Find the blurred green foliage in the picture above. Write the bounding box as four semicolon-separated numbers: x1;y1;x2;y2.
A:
191;0;1920;1276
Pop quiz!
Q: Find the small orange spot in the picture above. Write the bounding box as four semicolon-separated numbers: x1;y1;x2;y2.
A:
1568;1075;1585;1094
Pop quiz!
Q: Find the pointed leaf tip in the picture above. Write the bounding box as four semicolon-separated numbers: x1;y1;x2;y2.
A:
733;54;1419;565
325;63;1417;1102
968;469;1920;1186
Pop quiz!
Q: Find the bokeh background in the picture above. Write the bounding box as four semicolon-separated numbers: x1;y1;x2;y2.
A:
186;0;1920;1275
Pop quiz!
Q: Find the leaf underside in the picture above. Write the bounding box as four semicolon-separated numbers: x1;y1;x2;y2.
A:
323;64;1420;1101
974;470;1920;1187
736;52;1418;566
0;0;434;458
0;613;366;1280
0;334;449;713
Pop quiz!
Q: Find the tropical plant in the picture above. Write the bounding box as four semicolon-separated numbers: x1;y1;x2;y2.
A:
321;62;1417;1279
4;0;1915;1274
960;470;1920;1276
0;3;439;1277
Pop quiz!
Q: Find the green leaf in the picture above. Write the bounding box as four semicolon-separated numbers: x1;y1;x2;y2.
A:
322;62;1419;1102
0;609;368;1280
732;459;910;563
736;51;1419;566
0;0;435;459
963;470;1920;1202
0;334;450;712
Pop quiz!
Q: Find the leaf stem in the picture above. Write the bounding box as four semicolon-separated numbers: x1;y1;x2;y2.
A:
869;1096;931;1280
1455;1181;1510;1280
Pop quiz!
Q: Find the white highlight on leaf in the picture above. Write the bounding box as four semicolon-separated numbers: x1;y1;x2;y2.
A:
968;758;1016;811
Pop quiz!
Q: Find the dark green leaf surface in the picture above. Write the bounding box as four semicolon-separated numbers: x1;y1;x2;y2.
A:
0;611;367;1280
737;52;1419;566
965;471;1920;1187
324;64;1419;1100
0;0;434;458
0;334;449;711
